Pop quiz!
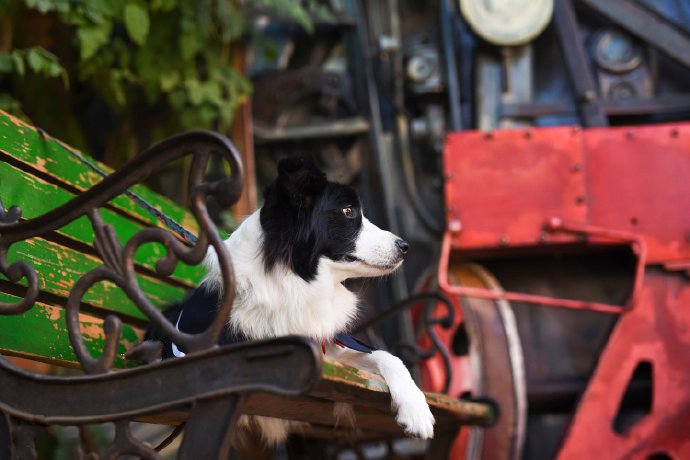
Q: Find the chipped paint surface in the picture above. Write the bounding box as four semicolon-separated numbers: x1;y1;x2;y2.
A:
0;292;141;368
0;109;201;243
2;236;189;319
322;358;390;392
0;141;204;286
0;109;217;372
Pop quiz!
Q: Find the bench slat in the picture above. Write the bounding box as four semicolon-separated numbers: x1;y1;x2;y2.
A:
318;359;493;425
4;237;187;320
0;160;204;287
0;112;198;241
0;292;140;368
138;360;494;432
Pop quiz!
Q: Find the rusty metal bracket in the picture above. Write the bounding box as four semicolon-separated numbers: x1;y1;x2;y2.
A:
438;217;647;314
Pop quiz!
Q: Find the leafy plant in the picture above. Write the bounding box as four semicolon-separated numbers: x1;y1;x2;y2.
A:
0;0;327;163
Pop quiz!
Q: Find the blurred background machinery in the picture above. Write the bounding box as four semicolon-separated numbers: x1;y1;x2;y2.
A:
245;1;690;459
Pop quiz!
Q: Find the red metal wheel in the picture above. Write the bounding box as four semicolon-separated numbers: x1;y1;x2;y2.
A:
417;264;526;460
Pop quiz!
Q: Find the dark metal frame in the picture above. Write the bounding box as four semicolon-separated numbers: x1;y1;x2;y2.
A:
354;291;456;394
0;131;323;458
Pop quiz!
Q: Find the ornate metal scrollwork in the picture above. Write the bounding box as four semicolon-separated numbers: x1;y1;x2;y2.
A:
0;131;244;375
0;199;39;315
0;130;327;460
354;291;456;394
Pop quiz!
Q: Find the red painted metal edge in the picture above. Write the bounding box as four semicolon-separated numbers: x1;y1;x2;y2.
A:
438;217;647;315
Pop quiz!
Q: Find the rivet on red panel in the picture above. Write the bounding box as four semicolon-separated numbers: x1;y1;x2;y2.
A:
547;217;563;230
448;219;462;234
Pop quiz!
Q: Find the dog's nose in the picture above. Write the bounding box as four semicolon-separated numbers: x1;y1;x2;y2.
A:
395;239;409;254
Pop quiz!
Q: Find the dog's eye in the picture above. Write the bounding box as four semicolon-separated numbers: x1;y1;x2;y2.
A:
342;206;354;218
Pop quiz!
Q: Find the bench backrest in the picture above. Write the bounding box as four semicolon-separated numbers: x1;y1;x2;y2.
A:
0;111;205;368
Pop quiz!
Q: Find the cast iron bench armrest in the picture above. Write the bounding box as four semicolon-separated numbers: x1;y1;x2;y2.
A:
0;337;321;425
137;358;495;446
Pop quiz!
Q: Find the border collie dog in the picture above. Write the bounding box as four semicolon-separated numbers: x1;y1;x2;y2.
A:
154;156;434;443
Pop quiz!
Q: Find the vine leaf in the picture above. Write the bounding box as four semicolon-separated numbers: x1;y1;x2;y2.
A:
78;25;112;60
124;1;150;45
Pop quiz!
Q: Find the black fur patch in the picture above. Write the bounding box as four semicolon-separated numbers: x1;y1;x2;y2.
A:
260;157;362;281
145;285;246;359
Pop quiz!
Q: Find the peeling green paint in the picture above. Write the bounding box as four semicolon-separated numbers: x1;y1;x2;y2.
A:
0;110;199;241
0;109;227;372
2;237;187;319
0;160;203;286
0;292;140;368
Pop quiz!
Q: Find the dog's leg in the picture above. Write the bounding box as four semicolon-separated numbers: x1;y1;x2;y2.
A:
328;346;435;439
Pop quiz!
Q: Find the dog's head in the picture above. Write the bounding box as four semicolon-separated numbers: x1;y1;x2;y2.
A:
260;157;408;281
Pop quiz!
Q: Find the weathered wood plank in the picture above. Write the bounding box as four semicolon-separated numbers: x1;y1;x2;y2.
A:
0;292;141;368
0;160;204;287
318;359;494;424
138;360;495;429
242;392;403;433
3;237;188;319
0;111;198;237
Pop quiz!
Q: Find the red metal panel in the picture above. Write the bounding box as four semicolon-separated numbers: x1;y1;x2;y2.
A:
585;123;690;263
444;126;587;250
558;271;690;460
444;123;690;264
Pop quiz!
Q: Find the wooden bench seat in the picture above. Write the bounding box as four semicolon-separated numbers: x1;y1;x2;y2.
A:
141;357;492;433
0;110;492;458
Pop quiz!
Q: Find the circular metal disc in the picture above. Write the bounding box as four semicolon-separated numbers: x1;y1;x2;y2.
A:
450;263;527;460
459;0;554;46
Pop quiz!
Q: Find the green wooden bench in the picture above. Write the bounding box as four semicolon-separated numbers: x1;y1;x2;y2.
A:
0;110;493;458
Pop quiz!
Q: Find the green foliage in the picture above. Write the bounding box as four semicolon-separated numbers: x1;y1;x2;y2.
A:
0;0;327;161
0;47;66;81
123;1;150;45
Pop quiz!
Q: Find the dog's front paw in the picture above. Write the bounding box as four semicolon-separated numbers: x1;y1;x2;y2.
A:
394;391;435;439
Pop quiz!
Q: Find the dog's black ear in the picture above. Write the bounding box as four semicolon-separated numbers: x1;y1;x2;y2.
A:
275;156;327;207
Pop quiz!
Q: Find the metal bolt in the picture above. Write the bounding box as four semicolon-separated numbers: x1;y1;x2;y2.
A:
484;131;494;140
548;217;563;230
626;129;635;139
448;219;462;233
572;164;582;173
572;126;581;135
539;232;548;243
582;90;596;103
523;129;532;139
576;195;586;205
498;235;510;245
671;128;680;138
445;173;454;181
